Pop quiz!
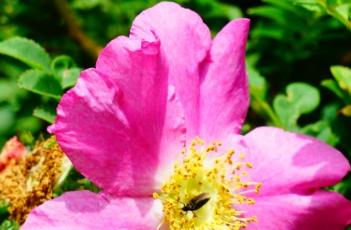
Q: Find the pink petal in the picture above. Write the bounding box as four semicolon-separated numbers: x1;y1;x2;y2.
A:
199;19;250;140
131;2;211;138
241;191;351;230
243;127;350;195
22;191;163;230
49;35;185;196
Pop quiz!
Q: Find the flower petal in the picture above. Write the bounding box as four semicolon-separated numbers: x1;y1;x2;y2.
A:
131;2;211;138
49;35;185;196
199;19;250;140
22;191;163;230
244;127;350;195
242;191;351;230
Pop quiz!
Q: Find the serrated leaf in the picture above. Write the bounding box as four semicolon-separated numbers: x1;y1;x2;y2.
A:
0;37;51;72
273;83;320;130
33;105;56;123
18;70;62;99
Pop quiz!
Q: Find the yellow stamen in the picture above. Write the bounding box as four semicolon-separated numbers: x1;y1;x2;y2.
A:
154;137;262;230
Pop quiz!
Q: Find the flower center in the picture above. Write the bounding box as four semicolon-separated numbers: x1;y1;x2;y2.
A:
153;137;262;230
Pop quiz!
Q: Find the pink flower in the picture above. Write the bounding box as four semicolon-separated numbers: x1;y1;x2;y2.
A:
22;2;351;229
0;136;26;172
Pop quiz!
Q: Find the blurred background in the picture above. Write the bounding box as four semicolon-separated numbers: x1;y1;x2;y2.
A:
0;0;350;224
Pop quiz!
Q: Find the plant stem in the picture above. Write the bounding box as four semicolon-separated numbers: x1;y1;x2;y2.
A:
53;0;102;59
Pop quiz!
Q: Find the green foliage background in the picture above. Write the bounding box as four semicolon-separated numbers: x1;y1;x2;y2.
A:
0;0;350;228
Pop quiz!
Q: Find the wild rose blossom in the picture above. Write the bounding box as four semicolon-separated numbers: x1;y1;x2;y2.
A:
0;136;26;172
22;2;351;229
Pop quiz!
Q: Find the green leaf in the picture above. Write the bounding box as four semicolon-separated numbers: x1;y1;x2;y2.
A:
33;105;56;123
0;37;51;72
15;116;42;133
332;174;351;199
0;80;18;102
302;120;340;145
340;104;351;116
217;3;243;19
18;69;63;99
321;79;345;99
273;83;320;130
249;67;268;100
0;106;14;135
330;65;351;95
51;55;80;89
0;201;9;224
0;220;19;230
248;64;282;126
293;0;325;13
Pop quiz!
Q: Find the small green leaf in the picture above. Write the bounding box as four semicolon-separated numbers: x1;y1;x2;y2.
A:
18;70;63;99
51;55;81;89
331;65;351;95
340;104;351;116
321;79;345;99
33;105;56;123
0;37;51;72
0;220;19;230
273;83;320;130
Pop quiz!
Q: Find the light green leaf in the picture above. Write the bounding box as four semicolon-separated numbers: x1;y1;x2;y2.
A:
51;55;81;89
330;65;351;95
302;120;340;145
0;220;19;230
219;3;243;19
15;117;42;133
0;80;18;102
273;83;320;130
18;70;63;99
293;0;325;13
340;104;351;116
33;105;56;123
0;37;51;72
321;79;345;99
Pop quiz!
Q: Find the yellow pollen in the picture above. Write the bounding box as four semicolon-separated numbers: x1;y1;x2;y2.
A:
0;136;70;224
154;137;262;230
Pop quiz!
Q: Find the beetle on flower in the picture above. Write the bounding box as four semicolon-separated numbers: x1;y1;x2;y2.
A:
22;2;351;229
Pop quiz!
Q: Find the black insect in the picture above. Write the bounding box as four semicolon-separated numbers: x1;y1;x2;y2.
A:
182;192;211;212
